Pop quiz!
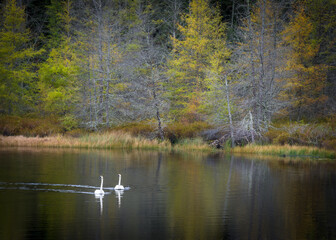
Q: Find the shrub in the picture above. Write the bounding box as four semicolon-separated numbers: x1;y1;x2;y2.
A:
60;114;79;132
266;121;336;147
165;121;211;143
273;133;290;145
112;121;155;138
64;129;86;138
0;116;21;135
322;139;336;150
0;115;62;137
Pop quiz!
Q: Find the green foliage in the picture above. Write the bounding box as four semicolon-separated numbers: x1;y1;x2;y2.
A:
38;10;80;116
0;0;43;114
126;43;141;52
60;114;79;131
0;0;334;148
167;0;227;120
46;0;66;49
282;6;328;118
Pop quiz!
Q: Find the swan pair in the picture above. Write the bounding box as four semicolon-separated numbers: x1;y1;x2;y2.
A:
94;174;124;196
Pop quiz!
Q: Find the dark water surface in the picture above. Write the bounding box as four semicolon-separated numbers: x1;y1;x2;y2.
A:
0;148;335;240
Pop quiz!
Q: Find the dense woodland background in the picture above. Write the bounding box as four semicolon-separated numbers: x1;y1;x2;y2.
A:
0;0;335;147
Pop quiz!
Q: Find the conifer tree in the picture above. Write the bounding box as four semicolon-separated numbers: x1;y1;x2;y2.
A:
168;0;226;121
0;0;42;114
38;0;80;124
282;6;328;119
45;0;64;49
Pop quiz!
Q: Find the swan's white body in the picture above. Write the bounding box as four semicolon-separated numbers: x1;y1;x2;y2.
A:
114;174;124;190
94;176;105;196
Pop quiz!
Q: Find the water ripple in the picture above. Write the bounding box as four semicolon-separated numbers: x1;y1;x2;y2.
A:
0;182;131;193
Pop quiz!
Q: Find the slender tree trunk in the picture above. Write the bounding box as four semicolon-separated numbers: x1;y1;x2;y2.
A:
267;4;278;128
247;0;258;132
225;75;235;147
173;0;177;39
95;0;104;125
152;72;164;141
249;111;255;143
155;100;164;141
257;0;266;132
93;70;98;130
88;54;93;127
105;32;111;127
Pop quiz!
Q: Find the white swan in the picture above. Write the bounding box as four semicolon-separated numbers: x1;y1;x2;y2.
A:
114;174;124;190
94;176;105;196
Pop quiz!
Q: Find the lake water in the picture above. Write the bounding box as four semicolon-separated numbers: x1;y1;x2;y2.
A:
0;148;335;240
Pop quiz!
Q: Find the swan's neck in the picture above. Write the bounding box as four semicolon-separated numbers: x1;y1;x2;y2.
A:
118;175;121;185
100;177;103;190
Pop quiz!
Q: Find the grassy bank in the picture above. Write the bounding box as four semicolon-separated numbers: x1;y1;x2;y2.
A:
1;133;335;159
0;132;170;150
232;144;336;159
0;133;212;152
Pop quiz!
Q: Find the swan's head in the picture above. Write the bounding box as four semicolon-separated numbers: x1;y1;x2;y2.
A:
100;175;103;179
118;174;121;177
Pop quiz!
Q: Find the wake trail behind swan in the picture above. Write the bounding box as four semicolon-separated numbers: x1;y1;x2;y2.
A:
0;182;115;195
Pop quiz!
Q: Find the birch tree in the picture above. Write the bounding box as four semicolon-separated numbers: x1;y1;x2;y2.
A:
233;0;288;139
81;0;127;128
124;3;169;139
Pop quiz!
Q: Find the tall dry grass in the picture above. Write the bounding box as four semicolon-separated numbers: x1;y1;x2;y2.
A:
232;144;336;159
0;132;216;152
0;132;172;150
1;133;334;158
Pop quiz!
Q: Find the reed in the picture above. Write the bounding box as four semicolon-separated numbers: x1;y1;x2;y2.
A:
1;134;334;159
0;132;173;151
232;144;336;159
0;132;215;152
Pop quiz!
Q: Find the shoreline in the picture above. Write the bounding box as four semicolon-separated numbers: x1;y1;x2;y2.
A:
0;134;335;159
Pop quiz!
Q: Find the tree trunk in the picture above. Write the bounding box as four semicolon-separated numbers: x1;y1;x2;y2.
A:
247;0;258;132
257;0;266;132
152;72;164;141
225;75;235;148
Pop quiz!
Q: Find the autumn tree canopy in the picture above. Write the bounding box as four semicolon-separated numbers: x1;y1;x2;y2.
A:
0;0;334;141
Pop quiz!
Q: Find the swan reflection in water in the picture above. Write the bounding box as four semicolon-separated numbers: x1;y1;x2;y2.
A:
94;176;105;215
95;194;104;214
114;189;124;208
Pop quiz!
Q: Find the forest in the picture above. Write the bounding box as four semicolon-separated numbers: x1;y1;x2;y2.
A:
0;0;335;150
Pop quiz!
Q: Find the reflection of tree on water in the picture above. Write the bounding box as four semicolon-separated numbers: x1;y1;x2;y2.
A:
247;159;254;240
222;155;234;237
